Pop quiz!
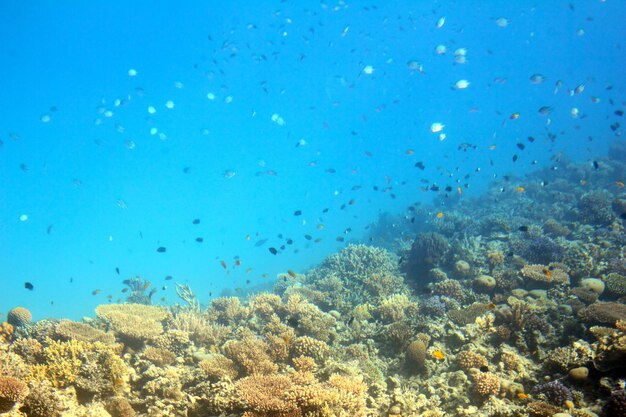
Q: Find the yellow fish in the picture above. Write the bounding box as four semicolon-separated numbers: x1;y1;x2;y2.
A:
432;350;445;360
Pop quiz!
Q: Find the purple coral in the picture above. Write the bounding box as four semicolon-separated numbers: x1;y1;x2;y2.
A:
420;295;447;317
520;236;564;264
605;390;626;416
533;381;572;407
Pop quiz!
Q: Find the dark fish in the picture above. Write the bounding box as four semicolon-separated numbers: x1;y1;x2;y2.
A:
593;161;599;170
115;267;120;275
527;136;535;143
304;234;312;240
325;168;336;173
415;161;425;170
192;219;200;224
620;212;626;220
24;282;34;290
457;143;477;151
156;246;167;253
538;106;553;115
254;238;268;247
286;238;293;245
336;236;345;242
518;225;529;232
294;210;302;216
165;275;173;280
516;143;525;150
615;110;624;117
46;225;54;234
268;247;278;255
512;154;518;162
430;184;440;191
195;237;204;243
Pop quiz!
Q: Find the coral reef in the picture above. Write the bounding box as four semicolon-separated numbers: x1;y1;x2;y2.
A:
4;154;626;416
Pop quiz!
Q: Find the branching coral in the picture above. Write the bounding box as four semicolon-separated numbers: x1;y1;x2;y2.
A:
0;376;29;412
223;331;279;375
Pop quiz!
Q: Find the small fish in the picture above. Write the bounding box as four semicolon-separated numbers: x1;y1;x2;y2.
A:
538;106;553;116
415;161;425;170
518;225;529;232
529;73;546;84
268;247;278;255
616;181;625;187
195;237;204;243
287;270;297;278
165;275;173;280
516;143;525;150
486;303;497;310
430;122;445;133
436;212;445;218
92;289;101;296
517;393;529;400
542;268;552;278
515;187;525;192
24;282;34;291
115;267;120;275
192;219;201;225
405;149;415;155
234;259;241;267
223;169;236;179
156;246;167;253
254;238;268;247
294;210;302;216
512;155;518;162
510;112;520;120
220;260;228;270
432;350;445;360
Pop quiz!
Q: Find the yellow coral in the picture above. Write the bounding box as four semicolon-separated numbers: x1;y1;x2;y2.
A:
472;371;501;397
236;374;296;414
457;350;488;371
95;303;169;344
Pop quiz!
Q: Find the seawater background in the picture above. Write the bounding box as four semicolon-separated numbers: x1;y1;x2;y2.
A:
0;1;624;320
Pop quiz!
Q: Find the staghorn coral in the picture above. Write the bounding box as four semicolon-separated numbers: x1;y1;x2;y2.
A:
236;374;297;415
95;303;169;345
198;354;238;380
0;322;14;343
27;338;127;396
7;307;32;328
170;310;231;347
521;263;570;285
0;376;29;413
20;380;67;417
208;296;251;325
223;331;279;375
457;350;488;371
292;336;330;363
142;347;176;367
376;294;419;323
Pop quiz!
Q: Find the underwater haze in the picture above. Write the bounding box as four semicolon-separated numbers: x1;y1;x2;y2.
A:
0;2;626;416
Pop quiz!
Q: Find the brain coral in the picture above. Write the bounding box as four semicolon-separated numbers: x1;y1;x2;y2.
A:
605;273;626;297
405;340;427;371
0;376;29;412
95;303;169;344
7;307;32;327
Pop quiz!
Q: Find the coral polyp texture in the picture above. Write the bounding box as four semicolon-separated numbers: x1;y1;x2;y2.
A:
3;151;626;416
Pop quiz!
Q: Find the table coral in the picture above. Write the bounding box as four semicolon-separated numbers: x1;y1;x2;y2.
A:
578;301;626;324
96;303;169;345
521;264;570;285
53;320;115;344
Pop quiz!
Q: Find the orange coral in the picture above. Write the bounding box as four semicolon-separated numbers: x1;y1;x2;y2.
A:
0;322;14;343
0;376;29;412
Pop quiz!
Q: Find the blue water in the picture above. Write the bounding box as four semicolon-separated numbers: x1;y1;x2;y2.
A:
1;0;624;320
